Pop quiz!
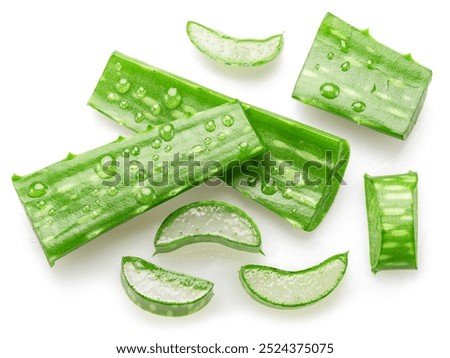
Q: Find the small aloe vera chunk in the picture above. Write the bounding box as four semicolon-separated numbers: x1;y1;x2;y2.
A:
364;171;418;273
12;103;264;266
121;256;213;317
88;52;350;231
154;201;262;254
292;13;432;140
186;21;284;67
239;253;348;309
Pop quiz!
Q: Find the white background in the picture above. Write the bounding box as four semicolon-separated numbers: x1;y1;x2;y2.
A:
1;0;447;357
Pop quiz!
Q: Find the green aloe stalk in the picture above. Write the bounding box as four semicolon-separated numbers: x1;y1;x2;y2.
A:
88;51;350;231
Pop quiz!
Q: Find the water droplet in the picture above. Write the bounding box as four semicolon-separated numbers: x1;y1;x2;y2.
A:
115;62;122;71
94;155;117;179
217;132;226;141
119;100;129;109
136;169;148;182
327;52;334;60
151;138;162;149
221;114;234;127
163;88;181;109
122;148;131;157
291;208;297;213
371;84;377;93
36;200;47;209
152;154;160;161
320;82;340;99
204;137;212;145
94;199;101;206
282;188;294;199
164;145;172;153
48;208;56;216
91;189;100;197
28;182;48;198
366;59;374;69
352;101;366;113
339;39;349;53
204;120;216;132
131;146;140;156
136;187;154;205
159;123;175;141
107;186;119;197
136;86;146;98
239;142;249;152
340;61;350;72
261;178;278;195
191;145;204;154
83;205;91;213
150;104;161;116
115;78;130;94
133;112;145;124
107;92;120;103
315;64;320;70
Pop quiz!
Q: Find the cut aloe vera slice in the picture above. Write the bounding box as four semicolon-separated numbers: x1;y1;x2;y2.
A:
186;21;283;67
121;256;213;317
154;201;262;254
88;52;350;231
364;171;418;273
239;252;348;309
292;13;432;139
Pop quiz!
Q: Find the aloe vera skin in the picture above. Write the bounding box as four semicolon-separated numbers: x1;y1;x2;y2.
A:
88;52;350;231
186;21;284;67
364;171;418;273
239;252;348;309
292;13;432;140
154;201;262;254
121;256;213;317
12;103;264;266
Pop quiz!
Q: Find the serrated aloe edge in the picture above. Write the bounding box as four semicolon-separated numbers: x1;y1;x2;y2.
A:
292;13;432;140
88;51;350;231
239;252;348;309
121;256;214;317
186;21;284;67
364;171;418;273
12;103;263;266
154;201;262;254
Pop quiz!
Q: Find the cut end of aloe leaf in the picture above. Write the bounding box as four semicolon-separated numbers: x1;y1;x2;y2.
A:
187;21;284;67
121;256;214;317
292;12;432;139
154;201;262;254
239;252;348;309
364;171;418;273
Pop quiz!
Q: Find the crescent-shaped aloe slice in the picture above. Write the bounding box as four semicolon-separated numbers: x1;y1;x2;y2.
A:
364;171;418;273
121;256;214;317
154;201;262;254
186;21;283;67
239;252;348;309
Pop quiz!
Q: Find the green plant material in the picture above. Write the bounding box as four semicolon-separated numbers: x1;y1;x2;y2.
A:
292;12;432;140
239;252;348;309
121;256;213;316
88;51;350;231
186;21;284;67
154;201;262;254
364;171;418;273
12;103;264;266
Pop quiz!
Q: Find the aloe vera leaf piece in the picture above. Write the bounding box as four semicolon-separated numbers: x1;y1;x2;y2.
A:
364;171;418;273
121;256;214;317
186;21;283;67
154;201;262;254
292;12;432;140
88;51;350;231
12;103;264;266
239;252;348;309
